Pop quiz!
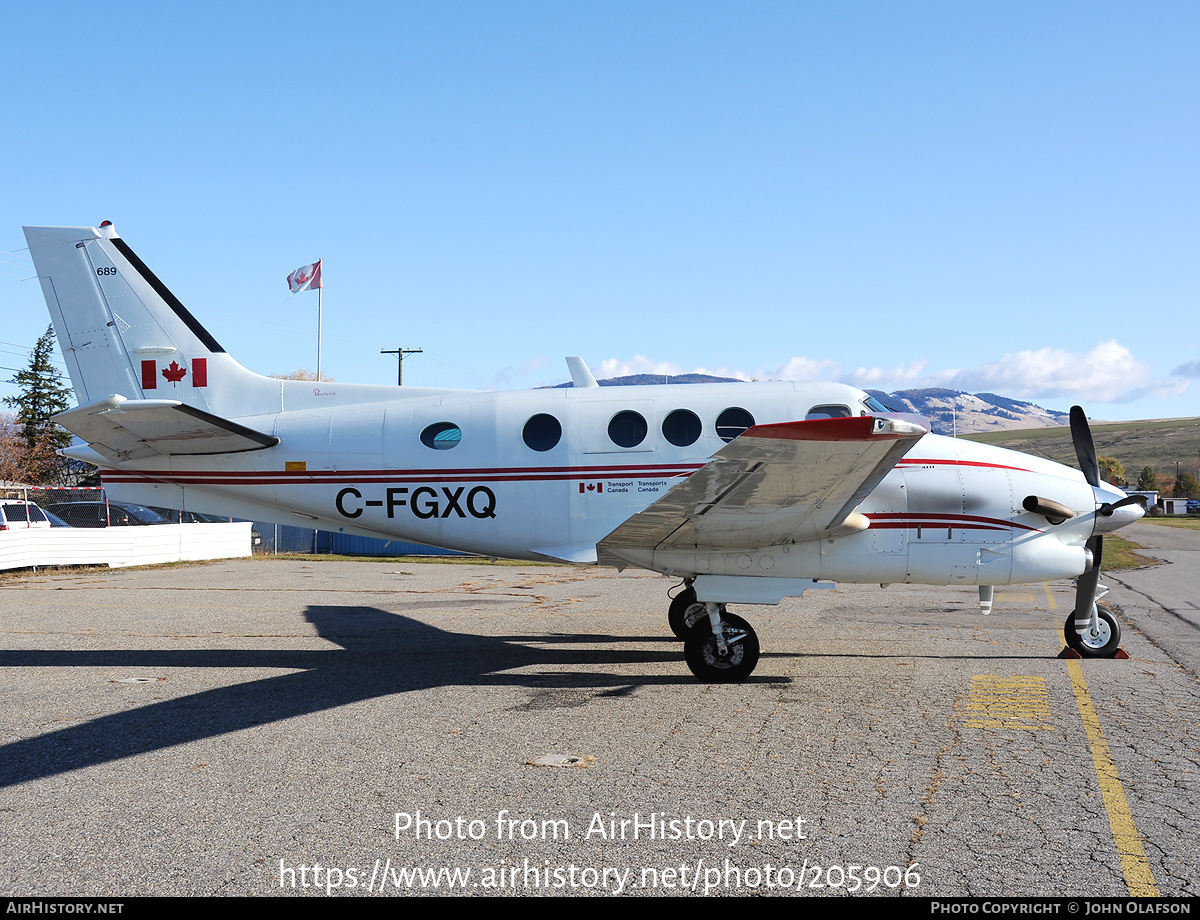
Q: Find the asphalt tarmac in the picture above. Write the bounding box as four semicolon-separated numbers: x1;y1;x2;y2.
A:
1;524;1197;897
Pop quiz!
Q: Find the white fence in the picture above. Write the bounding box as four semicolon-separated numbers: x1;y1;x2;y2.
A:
0;523;252;572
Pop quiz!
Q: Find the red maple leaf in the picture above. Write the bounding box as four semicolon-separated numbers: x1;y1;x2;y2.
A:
162;361;187;386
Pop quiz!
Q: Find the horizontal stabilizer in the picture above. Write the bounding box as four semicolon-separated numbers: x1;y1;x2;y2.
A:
56;395;279;461
598;414;927;564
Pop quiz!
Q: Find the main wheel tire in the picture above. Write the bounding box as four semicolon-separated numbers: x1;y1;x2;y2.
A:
1064;605;1122;657
668;587;697;639
683;612;760;682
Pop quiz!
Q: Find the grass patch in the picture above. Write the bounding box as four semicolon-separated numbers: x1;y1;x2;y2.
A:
0;558;222;583
1103;535;1160;570
254;552;561;566
1141;517;1200;530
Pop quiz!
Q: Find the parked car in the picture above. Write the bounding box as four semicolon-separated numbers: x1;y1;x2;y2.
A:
45;501;172;528
146;506;212;524
42;509;73;527
145;507;262;545
0;500;53;530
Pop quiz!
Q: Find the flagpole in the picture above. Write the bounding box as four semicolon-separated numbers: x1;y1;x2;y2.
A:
288;259;323;379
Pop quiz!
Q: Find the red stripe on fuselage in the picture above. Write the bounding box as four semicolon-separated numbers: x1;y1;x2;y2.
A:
865;512;1041;533
99;462;707;487
896;457;1035;473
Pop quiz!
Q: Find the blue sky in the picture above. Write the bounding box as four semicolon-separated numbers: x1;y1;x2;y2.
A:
2;2;1197;420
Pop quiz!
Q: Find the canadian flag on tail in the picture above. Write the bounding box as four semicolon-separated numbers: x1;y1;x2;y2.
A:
141;358;207;390
287;260;323;293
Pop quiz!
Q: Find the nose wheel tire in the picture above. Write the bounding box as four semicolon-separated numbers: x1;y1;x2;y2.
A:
1064;606;1122;657
683;612;760;682
668;586;697;639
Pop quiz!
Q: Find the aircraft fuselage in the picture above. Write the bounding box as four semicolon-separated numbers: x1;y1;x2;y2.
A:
97;379;1114;588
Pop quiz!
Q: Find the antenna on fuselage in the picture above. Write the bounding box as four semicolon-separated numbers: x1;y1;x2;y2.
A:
566;356;599;388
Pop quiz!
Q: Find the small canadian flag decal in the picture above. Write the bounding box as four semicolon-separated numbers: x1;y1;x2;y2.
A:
141;358;208;390
579;482;604;494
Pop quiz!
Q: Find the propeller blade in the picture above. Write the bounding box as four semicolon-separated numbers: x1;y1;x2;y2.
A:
1099;494;1148;516
1070;406;1100;487
1073;534;1104;625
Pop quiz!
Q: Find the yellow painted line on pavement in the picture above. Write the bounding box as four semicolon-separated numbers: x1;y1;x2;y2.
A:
1066;659;1160;897
964;676;1054;730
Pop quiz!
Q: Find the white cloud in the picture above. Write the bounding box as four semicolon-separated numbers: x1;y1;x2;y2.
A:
844;359;930;390
761;356;841;381
592;355;753;381
586;339;1190;405
493;354;548;387
925;340;1170;403
593;355;689;379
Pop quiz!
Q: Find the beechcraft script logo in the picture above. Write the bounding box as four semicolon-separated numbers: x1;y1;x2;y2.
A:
141;358;208;390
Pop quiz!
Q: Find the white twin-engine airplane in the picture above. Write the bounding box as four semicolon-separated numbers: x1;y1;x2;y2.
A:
24;222;1147;682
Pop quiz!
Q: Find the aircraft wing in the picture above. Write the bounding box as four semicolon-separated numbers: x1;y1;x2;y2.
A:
597;415;927;564
55;395;279;462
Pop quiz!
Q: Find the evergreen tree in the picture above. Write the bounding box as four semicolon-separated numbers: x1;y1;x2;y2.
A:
3;325;73;483
1136;467;1158;492
1174;471;1200;500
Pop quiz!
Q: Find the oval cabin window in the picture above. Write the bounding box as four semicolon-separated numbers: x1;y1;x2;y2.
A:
420;421;462;450
715;407;755;442
522;413;562;452
608;410;648;448
662;409;702;447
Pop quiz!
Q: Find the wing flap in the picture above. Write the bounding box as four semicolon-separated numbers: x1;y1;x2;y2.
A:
56;395;279;461
597;415;927;563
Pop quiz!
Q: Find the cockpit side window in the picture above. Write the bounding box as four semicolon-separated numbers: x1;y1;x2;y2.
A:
805;404;852;420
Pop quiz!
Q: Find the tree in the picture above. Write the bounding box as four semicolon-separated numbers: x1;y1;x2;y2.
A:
1174;471;1200;500
1136;467;1159;492
0;413;60;485
2;325;73;484
1097;455;1125;486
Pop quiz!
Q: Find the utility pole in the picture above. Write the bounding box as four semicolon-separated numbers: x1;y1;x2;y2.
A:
381;347;423;386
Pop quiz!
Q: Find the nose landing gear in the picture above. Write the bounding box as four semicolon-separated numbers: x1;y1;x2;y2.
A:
1064;604;1122;657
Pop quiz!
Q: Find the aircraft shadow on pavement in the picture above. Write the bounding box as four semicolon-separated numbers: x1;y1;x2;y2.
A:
0;605;699;788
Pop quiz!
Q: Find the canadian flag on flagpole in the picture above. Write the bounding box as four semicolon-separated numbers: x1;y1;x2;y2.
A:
287;259;323;293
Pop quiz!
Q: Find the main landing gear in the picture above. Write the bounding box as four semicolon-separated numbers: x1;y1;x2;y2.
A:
1064;604;1122;657
668;582;761;682
668;584;698;638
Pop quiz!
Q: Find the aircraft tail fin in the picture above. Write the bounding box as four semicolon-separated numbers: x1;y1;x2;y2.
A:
23;223;284;419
